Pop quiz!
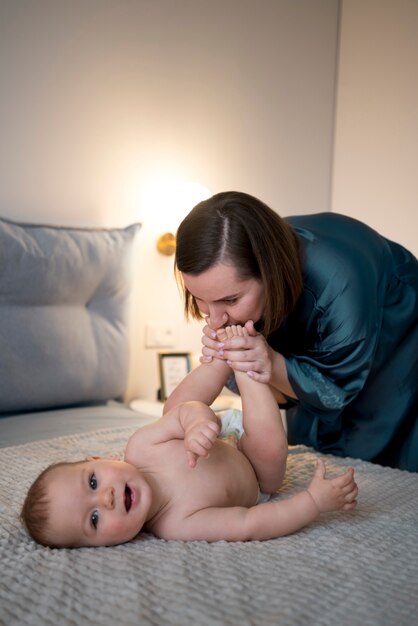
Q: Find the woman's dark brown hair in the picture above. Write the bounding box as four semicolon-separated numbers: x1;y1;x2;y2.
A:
175;191;302;336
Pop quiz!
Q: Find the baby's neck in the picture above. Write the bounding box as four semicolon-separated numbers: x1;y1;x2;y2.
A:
142;470;171;527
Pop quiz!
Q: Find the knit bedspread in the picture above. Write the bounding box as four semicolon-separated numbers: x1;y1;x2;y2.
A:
1;426;417;626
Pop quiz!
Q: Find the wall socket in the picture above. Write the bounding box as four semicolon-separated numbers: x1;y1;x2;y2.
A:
145;322;176;348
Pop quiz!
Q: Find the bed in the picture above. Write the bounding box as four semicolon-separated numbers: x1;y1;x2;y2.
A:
1;217;417;626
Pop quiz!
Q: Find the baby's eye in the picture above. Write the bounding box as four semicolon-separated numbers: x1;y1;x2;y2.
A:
91;510;99;529
89;473;97;490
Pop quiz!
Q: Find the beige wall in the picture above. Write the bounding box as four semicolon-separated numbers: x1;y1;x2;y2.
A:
0;0;339;400
1;1;416;402
332;0;418;256
0;0;339;224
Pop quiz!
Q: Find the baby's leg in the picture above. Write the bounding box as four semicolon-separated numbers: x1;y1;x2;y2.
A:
219;325;287;494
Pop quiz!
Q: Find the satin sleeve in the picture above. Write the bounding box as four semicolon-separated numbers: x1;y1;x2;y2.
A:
280;227;387;419
284;274;381;420
285;342;372;419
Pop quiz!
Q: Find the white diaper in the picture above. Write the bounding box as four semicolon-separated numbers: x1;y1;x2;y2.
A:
219;408;245;445
219;408;271;505
256;491;271;504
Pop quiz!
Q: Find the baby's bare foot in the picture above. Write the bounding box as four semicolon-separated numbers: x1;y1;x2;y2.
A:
217;327;228;342
217;324;248;341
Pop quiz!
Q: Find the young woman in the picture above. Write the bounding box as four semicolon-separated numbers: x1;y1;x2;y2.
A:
172;191;418;472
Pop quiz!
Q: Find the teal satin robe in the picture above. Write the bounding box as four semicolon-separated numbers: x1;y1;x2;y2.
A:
229;213;418;471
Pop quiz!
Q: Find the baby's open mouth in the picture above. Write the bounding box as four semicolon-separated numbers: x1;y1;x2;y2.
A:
124;485;132;512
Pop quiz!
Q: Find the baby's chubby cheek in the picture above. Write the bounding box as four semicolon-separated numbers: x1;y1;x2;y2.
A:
107;518;140;544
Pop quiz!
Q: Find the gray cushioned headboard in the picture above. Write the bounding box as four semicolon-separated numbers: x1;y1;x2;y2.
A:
0;217;140;414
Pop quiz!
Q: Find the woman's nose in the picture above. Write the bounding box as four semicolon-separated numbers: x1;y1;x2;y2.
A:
208;307;228;329
99;486;115;510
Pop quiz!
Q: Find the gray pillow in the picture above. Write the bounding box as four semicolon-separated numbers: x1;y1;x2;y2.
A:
0;217;140;413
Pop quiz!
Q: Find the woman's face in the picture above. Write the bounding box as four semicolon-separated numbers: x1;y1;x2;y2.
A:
182;263;265;330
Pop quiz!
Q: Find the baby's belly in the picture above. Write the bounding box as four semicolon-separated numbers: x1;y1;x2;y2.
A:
185;441;259;508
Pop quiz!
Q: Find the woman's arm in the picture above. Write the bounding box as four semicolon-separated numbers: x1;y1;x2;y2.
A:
268;348;296;400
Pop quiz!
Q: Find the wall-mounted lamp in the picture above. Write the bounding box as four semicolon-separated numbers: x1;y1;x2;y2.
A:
141;178;210;256
157;232;176;256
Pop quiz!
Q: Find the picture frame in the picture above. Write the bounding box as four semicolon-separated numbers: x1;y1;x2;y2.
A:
158;352;192;401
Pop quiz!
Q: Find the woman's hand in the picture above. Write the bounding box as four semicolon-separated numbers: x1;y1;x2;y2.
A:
199;319;294;400
219;320;273;384
199;316;227;364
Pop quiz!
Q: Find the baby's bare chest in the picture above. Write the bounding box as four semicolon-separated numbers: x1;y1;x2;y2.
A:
158;440;258;508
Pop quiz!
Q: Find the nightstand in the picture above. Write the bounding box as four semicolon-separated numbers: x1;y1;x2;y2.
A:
130;395;242;418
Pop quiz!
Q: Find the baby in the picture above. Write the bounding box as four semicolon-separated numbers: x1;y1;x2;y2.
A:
21;326;358;548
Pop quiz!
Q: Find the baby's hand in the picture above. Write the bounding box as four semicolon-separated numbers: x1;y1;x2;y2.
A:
184;419;220;468
307;459;358;513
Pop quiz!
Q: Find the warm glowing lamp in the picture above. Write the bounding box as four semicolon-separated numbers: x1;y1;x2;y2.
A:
141;179;210;256
156;232;177;256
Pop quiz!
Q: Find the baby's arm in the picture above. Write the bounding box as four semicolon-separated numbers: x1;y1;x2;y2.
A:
158;460;358;541
218;325;288;494
180;402;221;468
125;400;220;468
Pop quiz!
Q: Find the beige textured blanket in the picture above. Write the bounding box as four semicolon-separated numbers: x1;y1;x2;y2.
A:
1;426;417;626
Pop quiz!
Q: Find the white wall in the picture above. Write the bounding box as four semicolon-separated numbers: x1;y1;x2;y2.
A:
332;0;418;256
0;0;339;400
